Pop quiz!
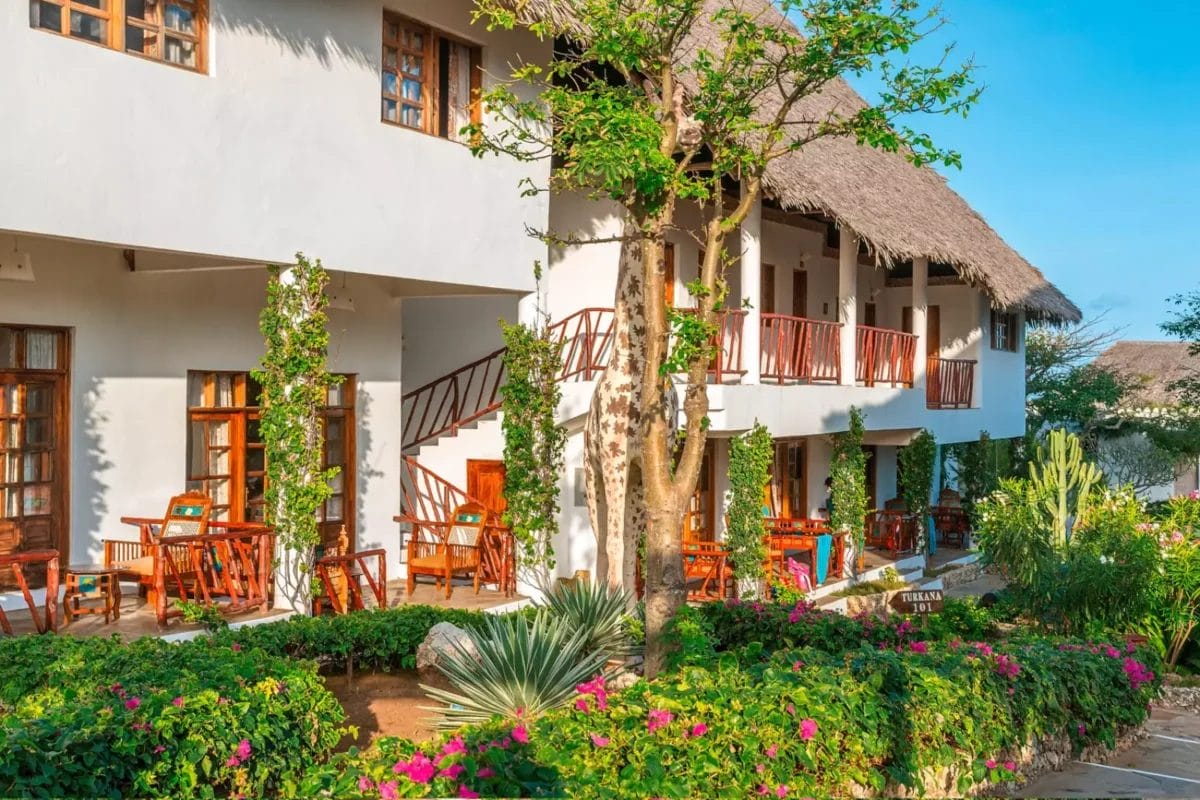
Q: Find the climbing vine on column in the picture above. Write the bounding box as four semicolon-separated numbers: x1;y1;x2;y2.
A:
726;422;773;592
900;429;937;551
830;407;868;570
255;253;340;612
500;319;566;575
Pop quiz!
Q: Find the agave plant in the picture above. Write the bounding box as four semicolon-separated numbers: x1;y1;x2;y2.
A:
422;610;608;729
540;578;638;659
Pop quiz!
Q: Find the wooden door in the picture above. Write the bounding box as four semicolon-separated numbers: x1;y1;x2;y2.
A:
467;459;507;515
772;440;806;518
902;305;940;358
662;243;676;308
761;264;776;315
0;373;69;588
683;441;715;541
863;303;877;328
792;269;807;317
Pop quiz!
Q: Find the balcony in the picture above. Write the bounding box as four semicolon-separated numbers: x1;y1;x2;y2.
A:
855;325;917;388
927;357;975;409
760;314;841;384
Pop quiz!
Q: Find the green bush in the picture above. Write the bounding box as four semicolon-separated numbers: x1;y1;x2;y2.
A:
212;605;486;671
0;634;347;798
298;634;1159;798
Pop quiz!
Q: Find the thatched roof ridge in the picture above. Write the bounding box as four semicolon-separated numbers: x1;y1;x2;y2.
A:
512;0;1081;323
1096;341;1200;409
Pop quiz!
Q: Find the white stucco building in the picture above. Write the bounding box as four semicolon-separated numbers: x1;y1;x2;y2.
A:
0;0;1079;599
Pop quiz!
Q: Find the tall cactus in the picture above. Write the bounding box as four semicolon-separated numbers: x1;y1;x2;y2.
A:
1028;429;1103;547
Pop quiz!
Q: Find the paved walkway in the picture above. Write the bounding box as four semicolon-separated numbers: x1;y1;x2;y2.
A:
1014;708;1200;797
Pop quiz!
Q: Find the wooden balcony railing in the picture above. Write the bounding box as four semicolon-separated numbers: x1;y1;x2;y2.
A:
710;309;747;384
760;314;842;384
856;325;916;388
927;357;975;409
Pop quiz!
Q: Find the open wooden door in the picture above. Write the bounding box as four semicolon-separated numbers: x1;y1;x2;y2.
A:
467;459;507;515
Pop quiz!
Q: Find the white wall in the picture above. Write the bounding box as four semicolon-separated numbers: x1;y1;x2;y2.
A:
401;295;519;390
0;0;549;292
0;236;407;574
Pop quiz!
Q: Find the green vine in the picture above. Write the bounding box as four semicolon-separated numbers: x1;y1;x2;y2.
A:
726;422;773;589
499;319;567;572
254;254;340;610
953;431;1002;524
900;429;937;552
830;407;868;566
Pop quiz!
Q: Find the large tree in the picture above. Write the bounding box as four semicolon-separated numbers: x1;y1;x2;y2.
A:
470;0;977;675
1163;288;1200;408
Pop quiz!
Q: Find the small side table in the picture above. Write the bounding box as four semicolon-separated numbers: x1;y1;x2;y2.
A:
64;566;122;624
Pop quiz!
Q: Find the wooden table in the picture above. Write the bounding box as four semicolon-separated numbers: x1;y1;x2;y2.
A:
64;565;122;625
765;529;847;586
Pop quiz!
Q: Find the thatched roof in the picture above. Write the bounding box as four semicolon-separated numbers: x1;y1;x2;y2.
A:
513;0;1081;323
1096;341;1200;409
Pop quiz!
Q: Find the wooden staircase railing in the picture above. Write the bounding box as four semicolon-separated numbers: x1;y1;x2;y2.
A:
855;325;917;388
927;357;975;409
397;456;516;596
760;314;842;384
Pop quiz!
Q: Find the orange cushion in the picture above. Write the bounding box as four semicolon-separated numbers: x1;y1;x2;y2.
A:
113;556;155;577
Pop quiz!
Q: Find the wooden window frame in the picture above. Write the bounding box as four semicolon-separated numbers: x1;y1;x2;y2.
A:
990;311;1020;353
30;0;208;73
381;11;482;140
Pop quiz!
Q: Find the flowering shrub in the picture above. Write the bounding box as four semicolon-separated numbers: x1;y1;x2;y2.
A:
0;634;348;798
298;636;1159;798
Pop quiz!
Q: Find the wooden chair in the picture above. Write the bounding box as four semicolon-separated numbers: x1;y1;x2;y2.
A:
682;539;734;601
406;502;485;599
314;526;388;615
932;506;970;548
104;492;212;608
865;510;918;559
0;550;60;636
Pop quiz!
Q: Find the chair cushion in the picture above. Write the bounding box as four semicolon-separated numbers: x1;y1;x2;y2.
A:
113;556;155;577
409;555;450;570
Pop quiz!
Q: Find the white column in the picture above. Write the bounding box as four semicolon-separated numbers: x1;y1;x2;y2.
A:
740;186;762;384
912;256;929;389
838;226;858;386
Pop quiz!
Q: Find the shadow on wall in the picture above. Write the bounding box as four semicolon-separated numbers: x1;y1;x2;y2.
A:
212;0;377;71
353;383;388;552
78;376;112;564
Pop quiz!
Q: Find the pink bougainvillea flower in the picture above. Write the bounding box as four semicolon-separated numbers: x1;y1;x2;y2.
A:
1126;641;1138;654
799;719;818;740
439;764;466;780
909;641;929;655
477;767;495;778
776;785;789;798
153;745;166;755
511;725;530;745
172;696;184;708
442;736;467;757
1077;723;1087;736
125;697;141;711
766;744;778;758
575;698;589;712
231;643;242;652
785;703;796;716
985;759;997;769
398;753;437;784
756;764;766;774
792;660;803;672
690;723;708;738
647;709;674;733
1004;760;1016;771
357;775;374;791
757;785;770;796
226;757;241;768
590;733;610;748
236;739;252;761
501;737;513;749
457;786;480;799
378;780;399;800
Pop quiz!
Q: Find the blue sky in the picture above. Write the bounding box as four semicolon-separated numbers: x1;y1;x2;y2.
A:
836;1;1200;340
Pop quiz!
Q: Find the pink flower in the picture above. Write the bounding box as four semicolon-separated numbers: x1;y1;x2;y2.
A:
153;745;166;755
396;753;437;784
511;725;529;744
458;786;480;799
225;757;241;768
357;775;374;792
378;780;398;800
757;786;770;796
785;703;796;716
909;641;929;655
125;697;141;711
231;643;242;652
799;719;818;740
756;764;766;774
648;708;674;733
986;759;997;769
439;764;466;780
171;696;184;708
776;785;789;798
590;733;610;748
236;739;252;761
766;744;778;758
575;698;589;712
1077;723;1087;736
477;767;495;778
1004;760;1016;771
690;723;708;738
792;660;803;672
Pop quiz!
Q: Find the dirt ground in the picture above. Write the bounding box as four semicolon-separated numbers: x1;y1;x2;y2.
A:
324;669;454;748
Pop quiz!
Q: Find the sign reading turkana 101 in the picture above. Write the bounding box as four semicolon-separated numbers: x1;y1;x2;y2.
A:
891;589;944;614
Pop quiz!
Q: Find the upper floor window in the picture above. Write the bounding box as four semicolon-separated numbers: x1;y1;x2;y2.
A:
30;0;206;72
382;12;481;141
990;311;1020;352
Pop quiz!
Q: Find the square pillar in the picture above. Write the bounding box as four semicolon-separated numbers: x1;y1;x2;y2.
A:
740;186;762;384
912;256;929;389
838;226;858;386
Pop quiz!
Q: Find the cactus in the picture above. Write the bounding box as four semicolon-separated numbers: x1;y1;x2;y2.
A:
1028;429;1103;547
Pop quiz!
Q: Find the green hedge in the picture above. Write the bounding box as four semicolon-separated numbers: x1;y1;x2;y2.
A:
0;635;347;798
297;609;1160;798
213;605;486;671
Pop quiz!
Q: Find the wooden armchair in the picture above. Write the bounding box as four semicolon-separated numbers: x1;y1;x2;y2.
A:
865;510;918;559
682;539;734;601
406;502;485;599
932;506;970;549
104;492;211;607
314;527;388;615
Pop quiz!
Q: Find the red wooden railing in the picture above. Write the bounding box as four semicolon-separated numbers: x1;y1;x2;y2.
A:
856;326;916;388
760;314;842;384
710;310;747;384
396;456;516;596
927;357;975;409
555;307;616;382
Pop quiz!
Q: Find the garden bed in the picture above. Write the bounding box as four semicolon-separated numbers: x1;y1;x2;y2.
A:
325;670;447;748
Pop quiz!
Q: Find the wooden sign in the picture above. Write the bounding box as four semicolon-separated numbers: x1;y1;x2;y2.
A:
891;589;944;614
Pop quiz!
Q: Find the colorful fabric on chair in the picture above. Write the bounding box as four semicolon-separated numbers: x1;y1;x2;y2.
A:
814;534;832;585
785;557;812;593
